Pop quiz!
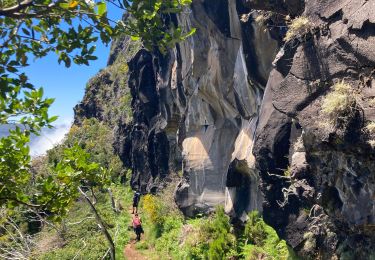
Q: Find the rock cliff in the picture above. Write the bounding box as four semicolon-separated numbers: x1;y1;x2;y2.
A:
251;0;375;258
75;0;375;258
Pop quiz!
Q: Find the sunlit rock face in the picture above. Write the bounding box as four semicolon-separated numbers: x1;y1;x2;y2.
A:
119;0;279;218
172;0;278;218
77;0;375;257
252;0;375;258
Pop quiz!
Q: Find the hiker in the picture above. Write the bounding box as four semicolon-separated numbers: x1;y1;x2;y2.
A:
132;190;141;214
132;213;143;241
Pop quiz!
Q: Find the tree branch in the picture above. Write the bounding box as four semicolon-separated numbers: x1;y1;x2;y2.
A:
78;187;115;260
0;0;33;16
0;197;41;208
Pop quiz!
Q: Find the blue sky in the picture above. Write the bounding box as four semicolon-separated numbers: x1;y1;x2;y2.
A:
23;49;109;124
22;5;125;155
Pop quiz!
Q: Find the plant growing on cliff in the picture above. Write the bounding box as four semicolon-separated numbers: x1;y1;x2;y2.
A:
365;121;375;135
138;189;298;260
365;121;375;147
284;16;313;42
321;81;357;127
241;211;293;260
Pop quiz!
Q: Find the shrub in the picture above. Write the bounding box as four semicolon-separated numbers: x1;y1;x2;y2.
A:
244;211;268;246
365;121;375;135
284;16;313;42
139;181;186;259
120;93;133;123
142;194;164;225
34;185;132;260
321;81;356;127
365;121;375;147
206;207;237;260
242;211;294;260
47;118;126;182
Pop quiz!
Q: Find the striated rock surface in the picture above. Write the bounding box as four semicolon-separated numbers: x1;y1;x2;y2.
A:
253;0;375;258
173;0;278;218
75;0;375;258
108;0;280;218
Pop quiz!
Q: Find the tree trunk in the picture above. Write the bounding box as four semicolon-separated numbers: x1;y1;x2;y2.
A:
108;188;118;213
78;187;115;260
90;187;97;205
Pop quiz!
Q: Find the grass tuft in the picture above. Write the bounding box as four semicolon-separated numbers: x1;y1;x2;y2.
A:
284;16;313;42
365;121;375;135
321;81;356;126
368;140;375;148
365;121;375;148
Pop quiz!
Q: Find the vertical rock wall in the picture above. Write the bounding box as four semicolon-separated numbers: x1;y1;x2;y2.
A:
251;0;375;258
175;0;267;218
122;0;279;218
76;0;375;257
106;0;279;220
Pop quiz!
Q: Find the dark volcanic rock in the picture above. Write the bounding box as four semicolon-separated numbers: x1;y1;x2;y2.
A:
126;49;174;192
75;0;375;258
254;0;375;258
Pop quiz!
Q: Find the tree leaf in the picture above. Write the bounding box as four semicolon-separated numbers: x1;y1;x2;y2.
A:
69;0;79;8
97;2;107;16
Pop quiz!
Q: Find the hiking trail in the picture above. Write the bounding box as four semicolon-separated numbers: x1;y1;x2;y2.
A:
123;240;145;260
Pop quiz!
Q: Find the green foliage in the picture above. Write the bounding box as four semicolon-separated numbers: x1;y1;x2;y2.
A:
37;143;109;219
141;181;184;242
139;202;297;260
0;143;118;259
0;84;56;207
48;118;125;182
138;181;186;259
33;184;133;260
244;211;268;246
140;196;238;260
124;0;195;53
0;127;32;207
0;2;122;195
120;92;133;123
206;207;237;260
241;211;296;260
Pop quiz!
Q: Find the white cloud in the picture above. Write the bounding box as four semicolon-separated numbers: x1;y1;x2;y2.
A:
29;118;72;157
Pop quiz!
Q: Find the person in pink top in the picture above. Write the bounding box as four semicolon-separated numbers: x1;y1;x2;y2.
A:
132;213;143;241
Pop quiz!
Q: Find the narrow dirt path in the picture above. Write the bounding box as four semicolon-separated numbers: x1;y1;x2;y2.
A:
123;240;146;260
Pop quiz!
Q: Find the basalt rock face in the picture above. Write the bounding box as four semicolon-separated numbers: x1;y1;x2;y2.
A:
172;0;280;218
253;0;375;258
121;0;280;218
76;0;375;258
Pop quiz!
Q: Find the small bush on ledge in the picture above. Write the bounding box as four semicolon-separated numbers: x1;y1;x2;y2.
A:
365;121;375;147
284;16;313;42
365;121;375;135
321;81;357;127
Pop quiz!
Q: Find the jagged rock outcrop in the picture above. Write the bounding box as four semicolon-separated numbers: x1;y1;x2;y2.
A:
171;0;280;218
75;0;375;258
104;0;281;219
253;0;375;258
